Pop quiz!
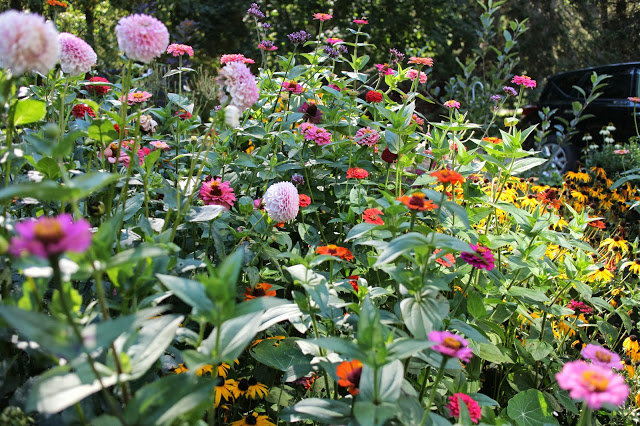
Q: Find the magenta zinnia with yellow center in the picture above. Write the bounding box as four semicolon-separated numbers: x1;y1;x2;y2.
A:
428;330;473;362
9;214;92;258
556;360;629;410
199;178;236;210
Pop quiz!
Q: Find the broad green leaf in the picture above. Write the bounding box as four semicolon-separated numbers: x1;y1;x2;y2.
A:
200;311;263;362
14;99;46;126
280;398;352;423
250;337;313;373
401;297;449;339
157;274;215;316
507;389;559;426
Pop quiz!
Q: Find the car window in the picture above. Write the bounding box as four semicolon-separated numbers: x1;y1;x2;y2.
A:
542;72;583;101
600;67;633;99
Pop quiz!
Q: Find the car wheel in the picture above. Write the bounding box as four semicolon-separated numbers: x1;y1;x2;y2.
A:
540;142;578;174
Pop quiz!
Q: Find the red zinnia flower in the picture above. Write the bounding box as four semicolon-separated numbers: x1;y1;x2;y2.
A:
346;167;369;179
299;194;311;207
347;275;359;292
336;359;363;395
87;76;110;95
316;244;354;261
431;169;465;184
175;109;193;119
397;192;437;211
447;393;482;424
71;103;95;119
365;90;383;103
362;208;384;225
244;283;276;300
381;147;398;163
434;248;456;268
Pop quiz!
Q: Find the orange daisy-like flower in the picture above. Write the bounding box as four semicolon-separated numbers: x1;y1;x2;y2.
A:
316;244;354;261
588;220;606;229
397;192;437;211
336;359;363;395
362;208;384;225
431;169;465;184
48;0;68;7
482;137;503;144
408;56;434;66
434;248;456;268
346;167;369;179
244;283;277;300
299;194;311;207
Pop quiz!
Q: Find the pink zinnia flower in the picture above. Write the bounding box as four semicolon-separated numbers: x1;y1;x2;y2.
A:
511;75;536;89
150;140;170;151
217;62;259;111
460;244;495;271
281;80;304;94
375;63;394;75
167;43;194;57
355;127;380;147
327;38;343;44
313;13;333;21
327;83;341;91
199;178;236;210
444;100;461;109
9;214;92;258
300;122;332;146
447;394;482;424
556;361;629;410
220;53;254;64
258;41;278;51
428;330;473;362
116;14;169;64
353;18;368;25
581;344;622;370
58;32;96;76
87;76;110;95
264;182;299;223
121;91;152;105
408;56;434;66
0;10;59;75
406;68;427;83
566;300;593;314
614;149;630;155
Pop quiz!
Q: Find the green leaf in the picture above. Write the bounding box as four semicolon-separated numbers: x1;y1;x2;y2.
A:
470;342;513;364
507;389;559;426
400;297;449;339
200;311;263;362
157;274;215;317
280;398;352;423
36;157;61;180
250;337;313;373
466;291;487;319
186;205;226;222
353;401;397;425
448;319;490;344
345;223;378;241
87;119;119;144
14;99;46;126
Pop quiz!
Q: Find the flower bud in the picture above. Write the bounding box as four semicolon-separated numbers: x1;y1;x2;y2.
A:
224;105;240;128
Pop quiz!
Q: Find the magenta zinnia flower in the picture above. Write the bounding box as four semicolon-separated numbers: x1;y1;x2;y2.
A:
116;14;169;64
460;244;495;271
9;214;92;258
313;13;333;21
556;361;629;410
263;182;299;223
217;62;259;111
355;127;380;147
58;32;96;76
281;80;304;94
447;394;482;424
0;10;59;75
581;344;622;370
444;100;461;109
167;43;194;57
511;75;536;89
299;122;332;146
428;330;473;362
199;178;236;210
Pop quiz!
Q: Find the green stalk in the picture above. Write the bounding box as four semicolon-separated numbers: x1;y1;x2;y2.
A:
419;357;448;425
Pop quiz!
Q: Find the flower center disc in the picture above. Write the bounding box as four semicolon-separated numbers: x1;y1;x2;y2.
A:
34;219;64;244
443;336;462;350
595;350;611;363
582;371;609;392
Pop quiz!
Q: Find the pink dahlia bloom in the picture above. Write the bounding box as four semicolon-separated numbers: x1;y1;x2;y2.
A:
220;53;254;64
167;43;194;57
58;32;96;76
556;360;629;410
428;330;473;362
581;344;622;370
116;14;169;64
217;62;259;111
0;11;59;75
9;214;92;258
460;244;495;271
355;127;380;147
264;182;299;223
447;394;482;424
199;178;236;210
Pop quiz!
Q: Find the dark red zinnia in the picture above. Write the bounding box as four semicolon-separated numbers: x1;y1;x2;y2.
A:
365;90;383;103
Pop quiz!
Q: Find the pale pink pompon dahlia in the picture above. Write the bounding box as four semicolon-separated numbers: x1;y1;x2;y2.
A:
264;182;299;223
116;14;169;64
59;32;97;76
9;214;92;259
0;10;59;75
217;62;259;111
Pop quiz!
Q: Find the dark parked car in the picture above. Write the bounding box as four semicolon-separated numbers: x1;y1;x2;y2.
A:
520;62;640;172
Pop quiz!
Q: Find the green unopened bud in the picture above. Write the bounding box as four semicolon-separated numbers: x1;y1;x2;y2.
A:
43;122;59;140
237;196;255;215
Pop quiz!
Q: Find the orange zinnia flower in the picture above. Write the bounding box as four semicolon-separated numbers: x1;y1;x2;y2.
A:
336;359;363;395
362;208;384;225
316;244;354;261
299;194;312;207
48;0;68;7
397;192;437;211
431;169;465;184
482;137;502;144
408;56;434;66
244;283;276;300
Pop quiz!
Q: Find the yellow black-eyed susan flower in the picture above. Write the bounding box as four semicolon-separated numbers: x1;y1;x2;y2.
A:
234;378;269;399
172;363;189;374
624;358;636;378
214;377;237;407
230;412;275;426
623;336;640;362
600;236;629;254
590;166;607;179
565;171;591;183
217;362;231;378
623;259;640;275
585;266;614;283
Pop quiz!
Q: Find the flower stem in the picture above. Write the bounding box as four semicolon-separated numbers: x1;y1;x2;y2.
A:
419;358;448;425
